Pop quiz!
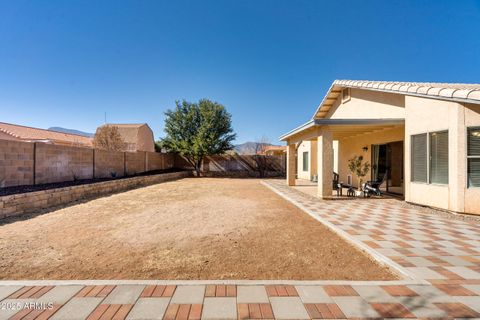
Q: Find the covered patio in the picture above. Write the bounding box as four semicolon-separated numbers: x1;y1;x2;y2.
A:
281;118;405;199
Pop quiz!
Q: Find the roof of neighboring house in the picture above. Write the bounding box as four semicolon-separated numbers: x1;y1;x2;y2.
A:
0;122;93;146
99;123;152;144
264;145;286;152
313;79;480;119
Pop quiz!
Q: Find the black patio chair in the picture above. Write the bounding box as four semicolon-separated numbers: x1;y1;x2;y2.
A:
364;170;388;196
333;172;357;197
333;172;339;192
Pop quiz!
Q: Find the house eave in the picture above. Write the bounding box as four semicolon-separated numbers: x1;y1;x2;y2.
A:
279;118;405;142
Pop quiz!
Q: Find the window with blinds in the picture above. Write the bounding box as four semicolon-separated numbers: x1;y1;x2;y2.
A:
429;131;448;184
302;151;309;172
468;127;480;188
411;133;428;182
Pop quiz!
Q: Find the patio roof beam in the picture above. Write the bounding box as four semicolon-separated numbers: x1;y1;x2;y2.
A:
279;118;404;141
313;118;404;126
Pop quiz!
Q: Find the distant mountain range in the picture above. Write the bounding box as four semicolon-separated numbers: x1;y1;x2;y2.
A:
233;142;275;155
48;127;94;137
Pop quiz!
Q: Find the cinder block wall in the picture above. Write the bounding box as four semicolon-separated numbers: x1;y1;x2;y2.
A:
146;152;174;171
174;154;286;177
94;149;125;178
0;139;176;188
0;140;34;187
35;144;94;184
125;151;146;175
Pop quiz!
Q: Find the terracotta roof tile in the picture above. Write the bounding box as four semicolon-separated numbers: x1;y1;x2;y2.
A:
313;80;480;119
0;122;92;146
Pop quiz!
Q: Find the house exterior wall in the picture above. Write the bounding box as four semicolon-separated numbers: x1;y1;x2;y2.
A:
325;88;405;120
463;103;480;214
136;125;155;152
337;126;404;188
286;86;480;215
404;96;457;211
297;141;312;180
403;96;480;215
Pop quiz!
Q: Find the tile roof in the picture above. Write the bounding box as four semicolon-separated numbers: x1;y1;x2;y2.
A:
313;80;480;119
0;122;93;146
335;80;480;101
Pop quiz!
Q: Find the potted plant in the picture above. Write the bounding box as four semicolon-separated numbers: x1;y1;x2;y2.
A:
347;155;371;196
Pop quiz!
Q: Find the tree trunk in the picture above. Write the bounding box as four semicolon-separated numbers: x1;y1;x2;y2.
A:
193;158;203;177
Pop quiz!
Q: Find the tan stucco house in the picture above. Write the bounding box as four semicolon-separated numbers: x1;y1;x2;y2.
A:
96;123;155;152
280;80;480;215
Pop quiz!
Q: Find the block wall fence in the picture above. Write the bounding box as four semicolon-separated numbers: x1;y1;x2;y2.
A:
174;154;286;177
0;139;174;188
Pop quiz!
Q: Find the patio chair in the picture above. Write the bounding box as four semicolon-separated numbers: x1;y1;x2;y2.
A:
333;172;357;197
333;172;339;194
364;170;388;196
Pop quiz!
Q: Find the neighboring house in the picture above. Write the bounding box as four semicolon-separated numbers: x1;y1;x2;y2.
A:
0;122;93;147
280;80;480;215
263;145;286;156
96;123;155;152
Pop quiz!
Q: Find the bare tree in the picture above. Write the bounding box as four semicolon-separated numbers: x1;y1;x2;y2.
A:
253;136;271;178
93;125;125;151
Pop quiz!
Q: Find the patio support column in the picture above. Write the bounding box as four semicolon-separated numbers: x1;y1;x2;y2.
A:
286;143;296;186
317;128;333;198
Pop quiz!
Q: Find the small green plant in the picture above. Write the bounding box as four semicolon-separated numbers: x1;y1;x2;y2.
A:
347;155;371;189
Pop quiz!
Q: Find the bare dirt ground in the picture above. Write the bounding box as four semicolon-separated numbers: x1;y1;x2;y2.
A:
0;178;397;280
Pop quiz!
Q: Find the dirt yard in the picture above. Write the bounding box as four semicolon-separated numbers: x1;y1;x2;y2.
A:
0;178;397;280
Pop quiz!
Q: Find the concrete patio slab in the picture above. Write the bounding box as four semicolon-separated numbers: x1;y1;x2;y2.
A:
171;286;205;304
270;297;310;319
236;285;269;303
201;297;236;320
50;297;103;320
126;297;170;320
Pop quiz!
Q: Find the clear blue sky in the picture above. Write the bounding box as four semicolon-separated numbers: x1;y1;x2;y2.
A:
1;1;479;144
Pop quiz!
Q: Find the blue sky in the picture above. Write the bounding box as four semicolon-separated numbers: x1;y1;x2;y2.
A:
1;0;479;144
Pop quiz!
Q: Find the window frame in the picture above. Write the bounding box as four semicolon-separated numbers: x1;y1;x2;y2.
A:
410;130;449;186
467;126;480;188
302;151;309;172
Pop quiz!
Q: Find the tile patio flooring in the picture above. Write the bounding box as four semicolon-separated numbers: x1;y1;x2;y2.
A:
1;180;480;319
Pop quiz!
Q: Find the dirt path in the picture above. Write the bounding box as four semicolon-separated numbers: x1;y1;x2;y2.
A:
0;178;397;280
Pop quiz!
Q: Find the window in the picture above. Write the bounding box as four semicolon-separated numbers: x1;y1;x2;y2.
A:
411;131;449;185
468;127;480;187
302;151;308;171
411;133;427;183
342;88;351;102
429;131;448;184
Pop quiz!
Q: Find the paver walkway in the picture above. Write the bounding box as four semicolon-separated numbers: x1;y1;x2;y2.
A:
1;180;480;319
